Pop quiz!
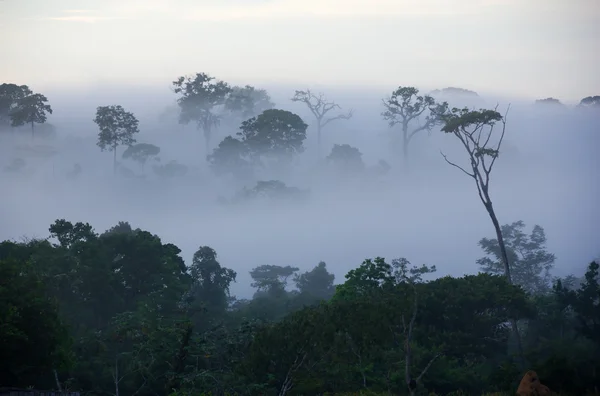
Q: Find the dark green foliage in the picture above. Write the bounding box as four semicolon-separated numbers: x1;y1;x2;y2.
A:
1;220;598;395
0;256;72;387
239;108;308;161
209;109;308;177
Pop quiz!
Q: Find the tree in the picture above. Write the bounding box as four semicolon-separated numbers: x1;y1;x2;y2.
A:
294;261;336;301
94;105;139;175
250;264;299;296
10;92;53;139
172;73;232;154
439;105;526;367
477;221;556;294
153;160;188;179
555;261;600;345
225;85;274;120
535;98;565;107
238;109;308;166
0;257;72;387
122;143;160;173
207;136;253;180
578;95;600;108
291;89;352;158
382;86;447;168
188;246;237;325
0;83;32;127
326;143;365;175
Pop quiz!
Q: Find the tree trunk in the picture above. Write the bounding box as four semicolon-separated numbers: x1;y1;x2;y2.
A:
402;122;409;171
53;369;62;392
204;127;211;160
485;201;512;283
31;121;34;141
113;146;117;176
317;123;322;160
484;199;526;369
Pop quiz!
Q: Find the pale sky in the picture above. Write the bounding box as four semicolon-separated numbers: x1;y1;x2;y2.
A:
0;0;598;101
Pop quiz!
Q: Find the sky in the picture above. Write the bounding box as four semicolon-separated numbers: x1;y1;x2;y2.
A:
0;0;598;102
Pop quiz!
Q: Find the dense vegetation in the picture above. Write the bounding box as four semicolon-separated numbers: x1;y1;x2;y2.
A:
0;218;598;395
1;78;599;395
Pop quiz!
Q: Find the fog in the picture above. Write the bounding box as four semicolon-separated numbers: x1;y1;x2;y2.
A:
1;84;598;298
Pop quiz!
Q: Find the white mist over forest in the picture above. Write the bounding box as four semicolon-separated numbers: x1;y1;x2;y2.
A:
1;83;598;298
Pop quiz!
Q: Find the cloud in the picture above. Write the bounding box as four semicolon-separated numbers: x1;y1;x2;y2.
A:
62;9;98;14
39;15;132;23
181;0;512;21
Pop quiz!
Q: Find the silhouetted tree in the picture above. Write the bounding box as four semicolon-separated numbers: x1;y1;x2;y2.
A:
382;86;447;169
10;92;53;139
173;73;232;155
0;83;32;127
440;105;526;367
94;105;139;175
122;143;160;173
225;85;274;120
291;89;352;158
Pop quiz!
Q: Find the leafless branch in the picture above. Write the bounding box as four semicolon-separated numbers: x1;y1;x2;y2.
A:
441;151;474;178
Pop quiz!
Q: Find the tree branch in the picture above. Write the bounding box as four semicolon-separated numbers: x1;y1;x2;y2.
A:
440;151;475;178
415;353;442;383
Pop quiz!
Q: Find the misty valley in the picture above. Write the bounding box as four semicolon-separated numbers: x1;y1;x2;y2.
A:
0;78;598;396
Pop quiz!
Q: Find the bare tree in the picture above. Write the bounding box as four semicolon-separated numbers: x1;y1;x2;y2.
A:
393;262;441;396
382;86;447;170
439;105;525;367
291;89;352;159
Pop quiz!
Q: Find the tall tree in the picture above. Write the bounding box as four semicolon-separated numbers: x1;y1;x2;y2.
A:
172;73;232;155
250;264;299;296
556;261;600;345
294;261;336;301
0;83;32;127
477;221;556;294
93;105;139;175
188;246;237;325
291;89;352;159
439;105;526;367
382;86;447;169
239;109;308;166
122;143;160;173
225;85;274;120
10;92;53;139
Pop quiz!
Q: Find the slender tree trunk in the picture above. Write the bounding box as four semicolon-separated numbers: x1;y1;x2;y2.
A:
31;121;34;141
113;146;117;176
53;369;62;392
204;126;211;160
317;123;322;160
484;199;526;369
402;122;409;171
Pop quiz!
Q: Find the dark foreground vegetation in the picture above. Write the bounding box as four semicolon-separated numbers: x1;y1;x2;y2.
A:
1;218;598;395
